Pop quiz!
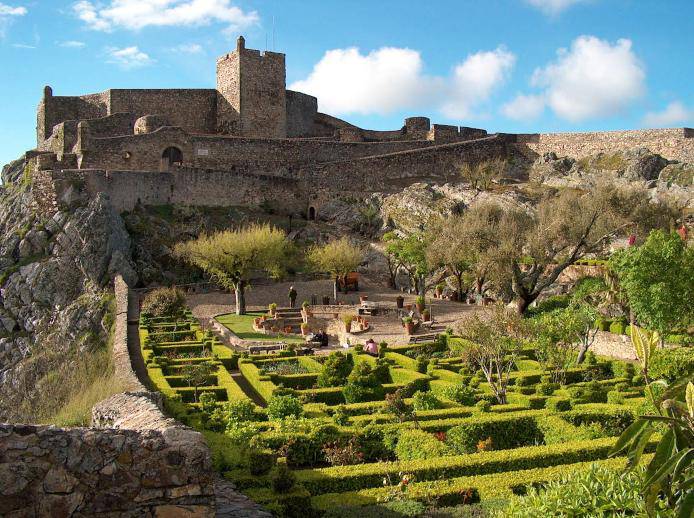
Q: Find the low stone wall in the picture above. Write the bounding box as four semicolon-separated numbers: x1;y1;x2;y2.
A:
0;423;215;517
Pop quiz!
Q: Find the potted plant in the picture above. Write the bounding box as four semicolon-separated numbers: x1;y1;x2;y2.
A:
415;295;426;313
396;295;404;309
435;283;445;298
402;316;415;335
268;303;277;316
300;322;310;336
422;309;431;321
342;314;355;333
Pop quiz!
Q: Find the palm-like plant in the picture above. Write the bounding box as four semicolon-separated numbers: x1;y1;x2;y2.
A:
610;324;693;517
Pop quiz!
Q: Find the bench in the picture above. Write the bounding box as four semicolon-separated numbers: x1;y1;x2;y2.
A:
408;332;439;344
248;343;286;355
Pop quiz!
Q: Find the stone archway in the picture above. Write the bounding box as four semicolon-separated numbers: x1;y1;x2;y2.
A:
161;146;183;171
308;206;316;220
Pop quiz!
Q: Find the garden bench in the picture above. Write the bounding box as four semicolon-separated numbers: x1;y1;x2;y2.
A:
408;332;439;344
248;343;285;355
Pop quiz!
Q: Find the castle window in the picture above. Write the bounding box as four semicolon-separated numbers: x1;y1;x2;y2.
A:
162;146;183;171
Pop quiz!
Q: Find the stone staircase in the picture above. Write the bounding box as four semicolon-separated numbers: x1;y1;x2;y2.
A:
274;307;303;333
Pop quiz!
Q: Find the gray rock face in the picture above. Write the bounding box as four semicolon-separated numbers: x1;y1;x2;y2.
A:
0;156;137;421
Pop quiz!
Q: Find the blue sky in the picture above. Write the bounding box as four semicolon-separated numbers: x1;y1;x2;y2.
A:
1;0;693;167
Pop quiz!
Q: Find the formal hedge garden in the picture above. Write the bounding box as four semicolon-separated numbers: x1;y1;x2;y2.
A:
137;305;680;517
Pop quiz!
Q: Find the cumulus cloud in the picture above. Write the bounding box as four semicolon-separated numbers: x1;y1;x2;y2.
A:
0;2;27;38
442;47;515;119
525;0;589;16
59;40;86;48
73;0;258;33
530;35;645;121
106;46;153;69
501;93;545;120
290;45;514;119
643;101;694;128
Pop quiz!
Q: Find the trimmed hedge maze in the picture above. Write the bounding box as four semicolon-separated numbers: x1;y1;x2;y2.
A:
140;313;653;517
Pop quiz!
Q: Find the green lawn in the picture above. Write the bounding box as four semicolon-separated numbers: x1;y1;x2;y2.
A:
215;312;305;343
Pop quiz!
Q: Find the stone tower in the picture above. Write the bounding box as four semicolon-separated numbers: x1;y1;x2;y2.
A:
216;36;287;138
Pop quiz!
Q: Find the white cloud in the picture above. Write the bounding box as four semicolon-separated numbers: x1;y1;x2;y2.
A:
530;35;645;121
525;0;589;16
501;93;545;120
106;46;153;69
0;2;26;16
170;43;203;54
73;0;258;33
0;2;26;38
11;42;34;48
59;40;86;48
290;45;514;120
643;101;694;128
442;47;515;119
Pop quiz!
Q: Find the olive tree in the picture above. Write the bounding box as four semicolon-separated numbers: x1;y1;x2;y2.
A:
307;237;363;300
467;185;673;314
455;305;526;404
384;231;430;295
174;224;292;315
426;215;474;301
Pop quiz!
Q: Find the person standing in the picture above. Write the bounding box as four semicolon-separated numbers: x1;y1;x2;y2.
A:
288;286;297;308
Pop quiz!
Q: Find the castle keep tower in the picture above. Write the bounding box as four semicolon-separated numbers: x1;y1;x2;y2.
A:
216;36;287;138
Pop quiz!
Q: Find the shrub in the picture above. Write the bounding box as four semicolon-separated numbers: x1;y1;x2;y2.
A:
412;390;442;411
648;347;694;383
631;374;645;386
514;375;536;387
611;361;636;379
332;405;349;426
141;287;186;318
568;381;607;404
373;358;391;383
501;464;648;517
443;383;477;406
318;352;354;387
535;382;557;396
475;400;491;413
594;318;610;331
248;448;276;476
445;415;541;454
415;355;428;374
609;320;626;335
271;462;297;493
395;429;451;461
266;395;303;421
198;391;217;414
322;437;364;466
343;362;384;403
545;398;572;412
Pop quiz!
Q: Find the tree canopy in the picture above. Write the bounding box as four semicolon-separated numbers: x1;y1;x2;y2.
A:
174;224;292;314
307;237;363;299
610;229;693;337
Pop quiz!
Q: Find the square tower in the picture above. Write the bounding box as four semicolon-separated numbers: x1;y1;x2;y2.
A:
216;36;287;138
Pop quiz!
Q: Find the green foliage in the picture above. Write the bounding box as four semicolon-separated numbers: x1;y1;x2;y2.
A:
412;390;442;411
648;347;694;383
443;383;477;406
415;355;428;374
568;381;608;404
445;415;542;454
271;462;297;493
545;398;572;412
343;362;384;403
475;400;492;413
318;352;354;387
498;464;653;517
307;236;364;278
266;395;303;421
141;287;187;318
248;448;276;476
610;229;694;337
395;429;452;461
610;319;627;335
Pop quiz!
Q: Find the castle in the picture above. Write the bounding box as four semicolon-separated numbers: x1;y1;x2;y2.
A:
30;36;693;217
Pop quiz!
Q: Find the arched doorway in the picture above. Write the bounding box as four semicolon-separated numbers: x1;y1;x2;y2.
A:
308;206;316;220
161;147;183;171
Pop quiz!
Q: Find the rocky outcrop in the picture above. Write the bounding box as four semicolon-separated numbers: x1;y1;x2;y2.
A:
0;155;137;422
529;148;693;208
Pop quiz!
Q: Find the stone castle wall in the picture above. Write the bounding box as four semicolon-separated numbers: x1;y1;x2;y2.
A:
514;128;694;163
286;90;319;138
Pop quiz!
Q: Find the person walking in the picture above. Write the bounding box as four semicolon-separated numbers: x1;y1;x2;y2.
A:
288;286;297;308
